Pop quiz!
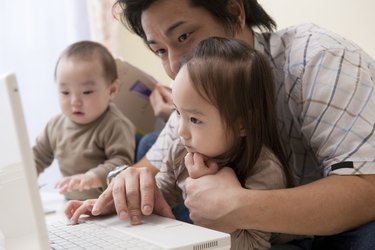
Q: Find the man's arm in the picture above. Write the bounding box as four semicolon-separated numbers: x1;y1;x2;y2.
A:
185;169;375;235
242;174;375;235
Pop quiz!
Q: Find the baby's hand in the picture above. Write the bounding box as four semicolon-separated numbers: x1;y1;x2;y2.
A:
55;172;103;194
65;199;115;225
65;199;95;224
184;152;218;179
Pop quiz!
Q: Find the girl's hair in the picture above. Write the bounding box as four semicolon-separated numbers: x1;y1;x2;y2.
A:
113;0;276;41
185;37;293;187
54;41;118;84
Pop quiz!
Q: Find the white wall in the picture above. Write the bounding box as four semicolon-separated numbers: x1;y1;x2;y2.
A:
0;1;91;143
0;1;91;187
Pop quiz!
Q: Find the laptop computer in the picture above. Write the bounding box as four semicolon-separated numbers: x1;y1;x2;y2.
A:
0;72;231;250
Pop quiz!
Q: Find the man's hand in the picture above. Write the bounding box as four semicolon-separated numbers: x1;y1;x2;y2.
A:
92;166;174;225
185;167;242;233
184;152;219;179
149;84;173;121
55;171;103;193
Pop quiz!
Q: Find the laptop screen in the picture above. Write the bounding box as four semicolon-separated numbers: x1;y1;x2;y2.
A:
0;73;50;250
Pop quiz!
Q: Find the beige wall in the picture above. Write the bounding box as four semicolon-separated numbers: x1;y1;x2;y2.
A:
112;1;375;85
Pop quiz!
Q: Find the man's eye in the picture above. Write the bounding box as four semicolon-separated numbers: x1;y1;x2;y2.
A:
155;48;166;57
178;33;191;43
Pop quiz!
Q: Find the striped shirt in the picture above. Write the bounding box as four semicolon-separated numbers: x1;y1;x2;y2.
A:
147;23;375;186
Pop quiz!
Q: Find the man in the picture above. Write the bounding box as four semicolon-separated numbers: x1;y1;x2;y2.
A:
67;0;375;249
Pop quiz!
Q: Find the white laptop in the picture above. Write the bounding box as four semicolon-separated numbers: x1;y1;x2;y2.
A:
0;72;231;250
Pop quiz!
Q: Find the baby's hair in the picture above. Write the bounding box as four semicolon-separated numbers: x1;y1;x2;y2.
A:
185;37;293;187
54;41;118;84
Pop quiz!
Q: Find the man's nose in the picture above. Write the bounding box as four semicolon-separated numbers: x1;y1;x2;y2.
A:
169;52;182;78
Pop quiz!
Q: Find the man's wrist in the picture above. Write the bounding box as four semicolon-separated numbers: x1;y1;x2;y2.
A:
106;165;129;185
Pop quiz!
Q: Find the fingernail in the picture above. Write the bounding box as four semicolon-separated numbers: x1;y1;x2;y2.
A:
119;211;128;219
131;215;141;225
92;206;98;215
143;205;152;214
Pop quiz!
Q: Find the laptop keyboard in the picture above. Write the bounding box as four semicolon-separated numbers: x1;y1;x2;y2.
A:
48;220;161;250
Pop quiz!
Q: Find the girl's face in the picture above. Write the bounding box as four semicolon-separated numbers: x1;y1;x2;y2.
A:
56;57;117;125
173;66;235;158
141;0;230;79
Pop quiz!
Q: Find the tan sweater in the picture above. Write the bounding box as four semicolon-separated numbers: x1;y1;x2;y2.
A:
33;103;135;200
156;140;306;250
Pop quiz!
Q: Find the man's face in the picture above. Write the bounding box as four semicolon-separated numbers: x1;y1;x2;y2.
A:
141;0;231;79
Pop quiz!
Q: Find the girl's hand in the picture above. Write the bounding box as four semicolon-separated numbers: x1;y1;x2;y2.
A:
184;152;218;179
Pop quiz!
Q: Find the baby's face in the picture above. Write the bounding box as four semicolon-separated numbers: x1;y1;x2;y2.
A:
56;57;115;125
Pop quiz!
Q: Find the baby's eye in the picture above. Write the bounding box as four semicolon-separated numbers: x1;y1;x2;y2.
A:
60;91;69;95
178;32;191;43
190;117;201;124
83;90;93;95
175;109;181;116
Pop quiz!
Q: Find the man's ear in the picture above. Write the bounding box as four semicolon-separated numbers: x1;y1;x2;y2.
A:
109;79;120;100
228;0;246;29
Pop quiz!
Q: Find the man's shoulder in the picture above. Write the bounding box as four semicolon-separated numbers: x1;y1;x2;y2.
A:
272;23;336;39
256;23;355;53
277;23;358;53
255;22;363;78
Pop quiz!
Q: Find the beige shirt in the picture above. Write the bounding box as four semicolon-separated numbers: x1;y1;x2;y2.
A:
156;140;305;250
33;103;135;200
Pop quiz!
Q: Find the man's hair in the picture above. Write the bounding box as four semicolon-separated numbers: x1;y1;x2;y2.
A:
55;41;118;84
113;0;276;41
185;37;292;187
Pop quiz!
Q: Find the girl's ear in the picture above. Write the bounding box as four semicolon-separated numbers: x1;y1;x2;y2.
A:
238;119;246;137
109;79;120;100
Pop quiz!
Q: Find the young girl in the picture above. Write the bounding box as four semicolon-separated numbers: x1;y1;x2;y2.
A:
156;37;303;249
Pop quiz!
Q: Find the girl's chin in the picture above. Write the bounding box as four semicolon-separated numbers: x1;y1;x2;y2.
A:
184;146;197;154
186;148;194;153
